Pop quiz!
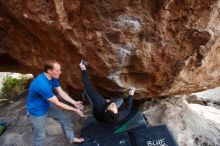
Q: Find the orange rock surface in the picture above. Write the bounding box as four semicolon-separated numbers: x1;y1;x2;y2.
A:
0;0;219;98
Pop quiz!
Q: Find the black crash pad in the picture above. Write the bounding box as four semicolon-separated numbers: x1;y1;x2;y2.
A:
129;125;178;146
79;109;178;146
79;132;132;146
80;109;146;141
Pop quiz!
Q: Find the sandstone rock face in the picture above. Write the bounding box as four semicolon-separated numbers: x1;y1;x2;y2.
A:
0;0;220;98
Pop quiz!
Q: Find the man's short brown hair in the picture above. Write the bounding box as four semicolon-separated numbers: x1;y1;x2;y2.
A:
44;60;60;73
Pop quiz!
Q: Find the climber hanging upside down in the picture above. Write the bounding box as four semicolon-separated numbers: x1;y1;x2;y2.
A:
79;60;136;124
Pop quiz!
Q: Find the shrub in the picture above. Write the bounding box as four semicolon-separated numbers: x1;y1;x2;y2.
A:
0;75;28;97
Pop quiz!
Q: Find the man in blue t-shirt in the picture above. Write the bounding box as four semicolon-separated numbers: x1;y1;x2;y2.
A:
27;60;85;146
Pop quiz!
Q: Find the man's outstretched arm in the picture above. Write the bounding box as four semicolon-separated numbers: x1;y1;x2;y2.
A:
117;88;135;121
55;87;84;109
48;95;85;117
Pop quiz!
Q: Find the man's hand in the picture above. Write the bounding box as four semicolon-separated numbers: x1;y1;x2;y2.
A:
79;60;86;70
74;101;84;110
129;87;136;96
48;96;85;117
74;108;85;117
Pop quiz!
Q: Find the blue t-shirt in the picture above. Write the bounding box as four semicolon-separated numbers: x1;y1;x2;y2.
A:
27;73;60;116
